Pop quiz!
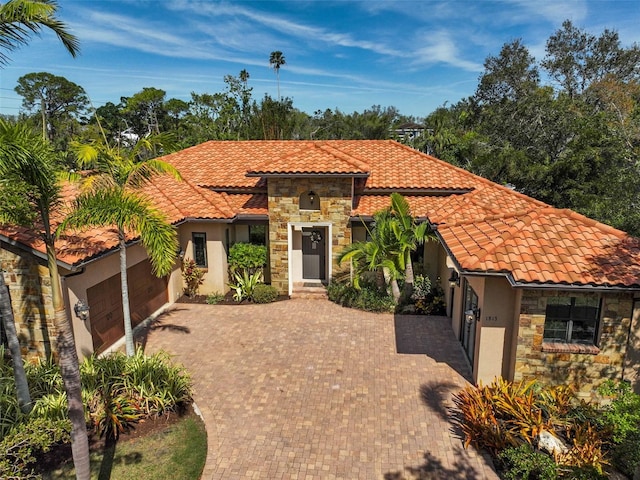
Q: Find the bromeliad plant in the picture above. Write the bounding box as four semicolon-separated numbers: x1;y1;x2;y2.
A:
454;378;612;478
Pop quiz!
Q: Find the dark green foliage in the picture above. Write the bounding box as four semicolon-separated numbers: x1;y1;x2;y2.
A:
498;444;558;480
411;275;447;315
0;417;71;479
596;380;640;443
611;430;640;478
251;283;278;303
327;278;396;313
228;242;267;274
1;349;193;475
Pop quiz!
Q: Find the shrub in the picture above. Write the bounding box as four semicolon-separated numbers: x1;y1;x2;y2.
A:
611;430;640;478
251;284;278;303
498;444;558;480
228;242;267;274
411;274;446;315
228;270;263;302
0;417;71;479
206;292;224;304
327;278;395;313
596;380;640;442
181;259;205;297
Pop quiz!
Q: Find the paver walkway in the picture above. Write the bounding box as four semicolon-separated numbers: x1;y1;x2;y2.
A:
142;299;498;479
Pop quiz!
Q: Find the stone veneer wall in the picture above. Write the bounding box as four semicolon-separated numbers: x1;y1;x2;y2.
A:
514;289;633;399
1;243;56;360
267;177;353;294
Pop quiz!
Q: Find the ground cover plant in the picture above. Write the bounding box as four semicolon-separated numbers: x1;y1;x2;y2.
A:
0;348;196;479
453;377;640;479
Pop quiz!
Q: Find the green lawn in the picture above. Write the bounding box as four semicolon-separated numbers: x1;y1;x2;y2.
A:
43;412;207;480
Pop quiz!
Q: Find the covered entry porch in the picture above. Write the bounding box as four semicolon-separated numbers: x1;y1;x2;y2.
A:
287;222;332;296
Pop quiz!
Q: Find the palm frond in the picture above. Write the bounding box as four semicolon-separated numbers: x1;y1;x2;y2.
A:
0;0;79;65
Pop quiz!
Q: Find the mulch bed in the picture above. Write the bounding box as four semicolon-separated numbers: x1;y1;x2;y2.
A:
176;291;289;305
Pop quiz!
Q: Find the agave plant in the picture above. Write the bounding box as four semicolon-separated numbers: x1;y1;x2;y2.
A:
228;270;263;302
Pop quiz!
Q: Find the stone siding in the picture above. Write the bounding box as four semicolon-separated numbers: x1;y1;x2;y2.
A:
514;289;633;399
1;243;56;360
267;177;352;294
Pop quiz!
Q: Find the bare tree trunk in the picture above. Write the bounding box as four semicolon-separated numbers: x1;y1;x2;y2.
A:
382;267;401;303
119;232;135;356
401;260;415;304
0;272;32;413
47;243;91;480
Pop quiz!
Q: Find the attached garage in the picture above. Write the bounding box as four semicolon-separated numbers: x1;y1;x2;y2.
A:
87;259;167;354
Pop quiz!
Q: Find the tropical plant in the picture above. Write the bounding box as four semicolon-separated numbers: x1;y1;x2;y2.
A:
388;192;431;302
453;378;556;455
338;209;403;301
182;259;205;297
269;50;286;99
228;269;263;302
0;119;91;479
65;132;180;357
0;0;79;66
338;194;431;305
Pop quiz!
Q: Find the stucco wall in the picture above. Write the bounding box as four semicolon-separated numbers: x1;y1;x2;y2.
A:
475;276;518;385
267;178;352;294
1;243;56;360
178;223;229;296
514;289;634;399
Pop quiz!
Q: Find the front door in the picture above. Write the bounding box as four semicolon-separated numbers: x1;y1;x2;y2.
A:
302;228;326;280
461;281;479;367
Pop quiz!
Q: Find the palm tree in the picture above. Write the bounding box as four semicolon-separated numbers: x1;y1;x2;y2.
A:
68;132;180;356
0;119;90;480
338;209;403;301
0;0;79;66
269;50;286;100
388;192;431;302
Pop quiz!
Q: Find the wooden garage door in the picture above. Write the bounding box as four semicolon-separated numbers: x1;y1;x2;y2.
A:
87;259;168;354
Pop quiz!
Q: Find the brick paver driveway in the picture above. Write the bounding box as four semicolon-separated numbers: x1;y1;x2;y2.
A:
142;299;498;479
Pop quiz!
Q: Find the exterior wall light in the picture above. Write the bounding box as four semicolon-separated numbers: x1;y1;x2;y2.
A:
308;191;316;202
448;270;460;287
74;299;90;321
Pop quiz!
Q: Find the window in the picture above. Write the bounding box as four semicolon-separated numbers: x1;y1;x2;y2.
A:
192;232;207;268
543;296;600;345
249;225;266;245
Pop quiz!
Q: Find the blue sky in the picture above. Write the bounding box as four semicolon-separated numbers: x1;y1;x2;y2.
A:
1;0;639;119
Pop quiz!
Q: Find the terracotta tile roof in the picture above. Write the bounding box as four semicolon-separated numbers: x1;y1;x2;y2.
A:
248;142;370;176
2;139;638;288
438;208;640;287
